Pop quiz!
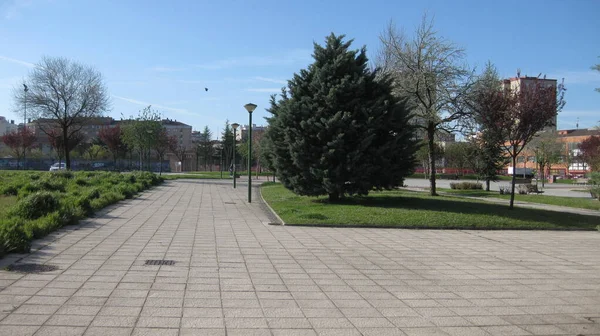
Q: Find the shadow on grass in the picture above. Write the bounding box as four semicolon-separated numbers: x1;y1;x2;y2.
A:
311;192;598;230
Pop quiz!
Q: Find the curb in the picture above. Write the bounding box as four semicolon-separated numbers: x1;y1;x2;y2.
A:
259;185;286;226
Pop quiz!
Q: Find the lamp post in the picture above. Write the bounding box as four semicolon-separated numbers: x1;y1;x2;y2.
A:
244;103;257;202
23;84;28;171
232;123;239;188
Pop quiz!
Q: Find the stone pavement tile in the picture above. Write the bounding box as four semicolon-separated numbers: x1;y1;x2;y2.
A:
98;306;143;316
226;329;271;336
0;313;50;325
348;317;396;328
389;316;436;328
263;307;305;318
308;317;354;329
83;327;133;336
481;325;532;336
464;315;512;326
25;295;70;305
557;323;600;334
272;329;318;336
520;324;574;335
225;317;269;329
45;314;94;326
0;325;39;336
402;327;451;335
91;316;137;327
181;317;224;328
430;316;473;327
267;317;312;329
315;329;363;336
302;308;345;318
135;316;180;328
441;326;491;336
131;328;179;336
34;326;87;336
179;329;226;336
360;328;408;336
13;304;61;315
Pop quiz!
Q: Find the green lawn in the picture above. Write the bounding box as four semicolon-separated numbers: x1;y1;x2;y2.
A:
440;188;600;211
261;183;599;230
163;173;229;180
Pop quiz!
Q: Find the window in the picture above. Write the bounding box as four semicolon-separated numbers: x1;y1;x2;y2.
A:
517;157;525;163
527;156;536;163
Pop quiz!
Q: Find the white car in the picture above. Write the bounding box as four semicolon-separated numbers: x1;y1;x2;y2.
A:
49;163;66;172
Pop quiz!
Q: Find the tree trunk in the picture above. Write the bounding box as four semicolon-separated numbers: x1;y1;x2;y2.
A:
485;179;490;191
509;155;517;209
63;128;71;170
540;163;545;188
427;124;437;196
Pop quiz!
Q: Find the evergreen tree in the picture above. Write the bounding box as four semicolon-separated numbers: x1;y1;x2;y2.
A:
264;33;417;202
198;126;213;170
221;120;234;169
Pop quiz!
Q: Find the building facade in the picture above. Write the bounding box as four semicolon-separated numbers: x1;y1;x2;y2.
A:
509;128;599;178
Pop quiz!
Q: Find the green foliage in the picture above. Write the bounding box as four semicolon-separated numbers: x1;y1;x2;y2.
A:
449;182;483;190
264;33;417;201
11;192;61;220
0;171;163;256
0;218;30;255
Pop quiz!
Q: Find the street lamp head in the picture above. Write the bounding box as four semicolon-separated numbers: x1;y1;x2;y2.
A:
231;123;239;130
244;103;257;114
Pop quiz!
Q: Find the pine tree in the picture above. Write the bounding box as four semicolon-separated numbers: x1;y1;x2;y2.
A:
264;33;417;202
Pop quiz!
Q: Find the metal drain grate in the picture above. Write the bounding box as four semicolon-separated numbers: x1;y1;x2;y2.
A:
6;263;59;273
145;260;176;266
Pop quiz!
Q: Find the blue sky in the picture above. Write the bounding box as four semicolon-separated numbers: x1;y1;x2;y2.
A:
1;0;599;138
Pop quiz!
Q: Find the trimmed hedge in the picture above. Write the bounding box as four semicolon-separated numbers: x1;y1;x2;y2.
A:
0;171;163;257
450;182;483;190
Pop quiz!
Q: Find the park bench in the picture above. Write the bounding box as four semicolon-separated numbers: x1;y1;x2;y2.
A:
573;178;590;185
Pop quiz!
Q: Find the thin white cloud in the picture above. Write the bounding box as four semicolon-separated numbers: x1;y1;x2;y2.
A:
245;88;282;93
549;70;600;85
112;95;194;116
255;76;287;85
0;55;35;68
195;49;312;70
149;66;185;72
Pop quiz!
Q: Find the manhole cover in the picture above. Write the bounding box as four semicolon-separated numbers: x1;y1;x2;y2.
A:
145;260;176;266
6;264;59;273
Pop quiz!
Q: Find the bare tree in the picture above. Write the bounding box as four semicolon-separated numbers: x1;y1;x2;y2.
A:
378;15;474;195
593;57;600;93
527;131;563;187
473;72;565;209
14;57;110;169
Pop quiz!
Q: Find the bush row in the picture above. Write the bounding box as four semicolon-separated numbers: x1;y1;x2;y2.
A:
0;171;163;256
449;182;483;190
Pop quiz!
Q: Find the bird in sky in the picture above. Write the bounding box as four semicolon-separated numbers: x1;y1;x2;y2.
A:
205;88;208;92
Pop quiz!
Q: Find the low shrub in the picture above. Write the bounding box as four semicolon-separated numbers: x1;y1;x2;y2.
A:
0;218;30;255
52;171;74;179
1;184;19;196
11;191;61;220
74;178;89;186
450;182;482;190
23;212;63;239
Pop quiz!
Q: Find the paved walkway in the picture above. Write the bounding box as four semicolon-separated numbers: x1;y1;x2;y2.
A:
0;180;599;336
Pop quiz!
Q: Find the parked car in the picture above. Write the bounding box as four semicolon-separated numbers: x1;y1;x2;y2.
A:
49;163;66;172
